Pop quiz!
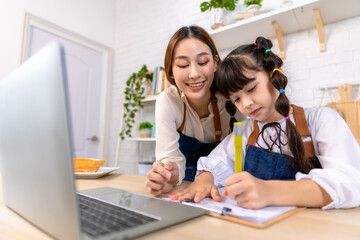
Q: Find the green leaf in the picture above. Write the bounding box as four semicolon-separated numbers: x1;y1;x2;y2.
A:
200;2;210;12
200;0;239;12
121;64;155;139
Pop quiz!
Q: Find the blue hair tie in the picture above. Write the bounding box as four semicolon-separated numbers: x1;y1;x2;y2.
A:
230;116;235;118
279;89;285;94
265;49;271;53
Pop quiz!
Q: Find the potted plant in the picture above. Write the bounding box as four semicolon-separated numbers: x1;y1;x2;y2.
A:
200;0;239;29
119;65;153;140
138;121;153;138
243;0;262;12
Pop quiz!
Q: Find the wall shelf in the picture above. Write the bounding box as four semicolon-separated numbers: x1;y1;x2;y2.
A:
115;95;157;168
210;0;360;55
142;94;158;102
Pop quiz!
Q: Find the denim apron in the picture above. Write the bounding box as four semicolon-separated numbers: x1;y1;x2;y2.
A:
244;105;321;180
178;95;222;181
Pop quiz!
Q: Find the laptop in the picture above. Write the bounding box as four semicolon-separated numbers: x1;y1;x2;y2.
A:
0;42;205;240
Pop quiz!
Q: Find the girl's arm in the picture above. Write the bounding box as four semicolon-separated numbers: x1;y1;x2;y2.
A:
267;179;331;207
197;118;252;187
296;107;360;209
224;172;331;209
197;133;236;187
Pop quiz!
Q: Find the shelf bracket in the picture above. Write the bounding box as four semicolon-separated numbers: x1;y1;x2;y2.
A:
313;8;326;52
271;21;285;59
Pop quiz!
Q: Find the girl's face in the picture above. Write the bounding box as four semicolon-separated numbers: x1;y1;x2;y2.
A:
229;70;282;123
172;38;217;103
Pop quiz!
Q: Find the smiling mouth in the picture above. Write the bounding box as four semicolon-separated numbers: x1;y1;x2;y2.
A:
186;81;205;88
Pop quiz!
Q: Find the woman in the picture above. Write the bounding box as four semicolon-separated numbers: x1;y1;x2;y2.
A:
145;26;244;196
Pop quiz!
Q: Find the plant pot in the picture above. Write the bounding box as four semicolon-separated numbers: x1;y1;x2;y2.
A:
139;129;152;138
246;4;260;12
210;8;226;30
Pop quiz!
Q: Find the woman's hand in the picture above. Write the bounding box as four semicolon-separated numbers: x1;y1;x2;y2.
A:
223;171;270;209
168;171;222;203
145;161;179;196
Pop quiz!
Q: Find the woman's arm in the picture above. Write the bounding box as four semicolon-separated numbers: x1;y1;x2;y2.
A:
155;90;186;182
146;89;186;195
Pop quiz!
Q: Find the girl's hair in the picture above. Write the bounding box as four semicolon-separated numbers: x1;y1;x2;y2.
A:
164;25;220;93
216;36;314;173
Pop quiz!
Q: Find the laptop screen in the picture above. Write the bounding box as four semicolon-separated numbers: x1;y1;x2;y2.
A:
0;42;81;239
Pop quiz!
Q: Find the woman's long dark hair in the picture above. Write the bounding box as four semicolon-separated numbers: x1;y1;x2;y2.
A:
216;36;314;173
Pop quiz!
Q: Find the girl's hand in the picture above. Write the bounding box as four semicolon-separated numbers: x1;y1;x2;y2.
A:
223;171;270;209
145;161;179;196
168;171;222;203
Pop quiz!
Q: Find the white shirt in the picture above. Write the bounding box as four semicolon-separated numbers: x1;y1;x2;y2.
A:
156;85;245;184
197;107;360;210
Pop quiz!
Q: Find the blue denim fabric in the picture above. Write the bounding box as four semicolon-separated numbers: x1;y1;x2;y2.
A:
244;145;299;180
177;130;220;181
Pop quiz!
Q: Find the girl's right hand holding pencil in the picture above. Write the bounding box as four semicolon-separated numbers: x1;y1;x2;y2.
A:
223;171;270;209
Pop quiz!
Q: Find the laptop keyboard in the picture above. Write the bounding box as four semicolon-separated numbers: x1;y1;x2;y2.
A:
77;193;158;238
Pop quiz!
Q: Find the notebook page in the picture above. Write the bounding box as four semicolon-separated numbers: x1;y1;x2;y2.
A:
164;188;296;224
183;197;296;224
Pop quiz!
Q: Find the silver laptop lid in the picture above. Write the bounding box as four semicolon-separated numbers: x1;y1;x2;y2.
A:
0;42;81;239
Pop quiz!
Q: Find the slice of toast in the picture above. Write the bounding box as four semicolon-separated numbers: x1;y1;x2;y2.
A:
73;158;106;172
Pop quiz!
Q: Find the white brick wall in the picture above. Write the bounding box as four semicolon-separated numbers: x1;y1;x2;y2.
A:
111;1;360;174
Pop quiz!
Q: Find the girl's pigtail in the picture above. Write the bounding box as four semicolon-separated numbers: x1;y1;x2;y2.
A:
256;36;314;173
225;99;237;132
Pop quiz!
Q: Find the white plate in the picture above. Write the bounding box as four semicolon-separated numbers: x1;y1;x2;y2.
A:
75;167;120;179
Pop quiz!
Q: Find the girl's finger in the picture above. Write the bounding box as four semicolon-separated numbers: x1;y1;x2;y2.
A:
226;182;245;200
210;187;222;202
222;187;228;197
225;172;246;186
168;187;188;200
178;191;196;202
194;191;205;202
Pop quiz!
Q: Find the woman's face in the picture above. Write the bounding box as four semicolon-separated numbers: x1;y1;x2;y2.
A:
229;70;282;123
172;38;217;103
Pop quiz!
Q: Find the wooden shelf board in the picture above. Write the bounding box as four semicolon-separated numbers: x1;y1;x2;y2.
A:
210;0;360;51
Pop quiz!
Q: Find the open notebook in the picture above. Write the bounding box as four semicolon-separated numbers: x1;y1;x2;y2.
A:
164;188;303;228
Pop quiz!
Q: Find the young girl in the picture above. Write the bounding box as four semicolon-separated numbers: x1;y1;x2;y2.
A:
168;36;360;209
145;26;244;196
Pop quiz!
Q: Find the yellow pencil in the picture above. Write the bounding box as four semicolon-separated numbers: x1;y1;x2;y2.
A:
234;122;243;173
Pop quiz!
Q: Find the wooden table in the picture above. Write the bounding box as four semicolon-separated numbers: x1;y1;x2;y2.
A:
1;173;360;240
